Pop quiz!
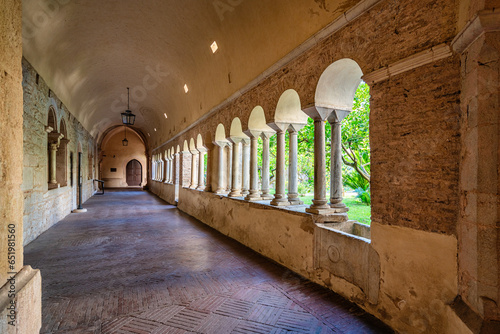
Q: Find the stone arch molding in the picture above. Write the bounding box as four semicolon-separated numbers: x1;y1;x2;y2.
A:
315;58;363;112
274;89;308;125
247;106;274;138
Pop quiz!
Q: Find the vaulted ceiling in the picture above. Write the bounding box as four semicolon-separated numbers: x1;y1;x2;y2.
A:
22;0;359;146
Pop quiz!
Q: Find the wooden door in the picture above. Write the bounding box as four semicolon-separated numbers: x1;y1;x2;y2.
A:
126;160;142;186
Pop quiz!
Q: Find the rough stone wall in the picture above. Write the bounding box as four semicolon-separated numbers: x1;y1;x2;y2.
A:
22;59;96;246
370;56;461;235
0;0;24;282
458;30;500;324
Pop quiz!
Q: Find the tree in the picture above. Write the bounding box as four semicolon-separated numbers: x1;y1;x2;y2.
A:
341;82;370;184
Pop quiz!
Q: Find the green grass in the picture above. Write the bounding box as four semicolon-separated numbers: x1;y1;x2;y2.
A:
299;193;371;225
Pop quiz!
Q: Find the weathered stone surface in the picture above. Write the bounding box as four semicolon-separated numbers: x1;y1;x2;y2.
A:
0;266;41;334
22;60;96;245
370;56;461;235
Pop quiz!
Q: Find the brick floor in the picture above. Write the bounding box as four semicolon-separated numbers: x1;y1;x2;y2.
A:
24;189;393;334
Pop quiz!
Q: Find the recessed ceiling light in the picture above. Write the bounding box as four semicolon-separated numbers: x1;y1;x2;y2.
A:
154;128;157;132
164;113;168;119
211;41;218;53
147;133;150;137
184;84;189;93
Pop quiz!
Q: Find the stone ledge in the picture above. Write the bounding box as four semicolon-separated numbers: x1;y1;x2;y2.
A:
0;266;41;334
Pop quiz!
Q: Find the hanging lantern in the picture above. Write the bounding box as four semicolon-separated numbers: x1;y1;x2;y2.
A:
121;87;136;125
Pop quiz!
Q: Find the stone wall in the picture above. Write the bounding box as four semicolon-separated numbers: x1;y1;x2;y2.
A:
22;59;96;246
147;0;482;332
0;1;42;333
0;0;24;282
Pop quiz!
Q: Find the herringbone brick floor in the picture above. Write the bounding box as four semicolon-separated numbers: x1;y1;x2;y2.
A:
25;189;393;334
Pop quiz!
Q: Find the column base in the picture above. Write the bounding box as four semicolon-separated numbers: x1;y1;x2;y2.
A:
197;185;205;190
228;190;242;197
330;202;349;213
241;189;249;196
288;196;304;205
305;207;336;215
245;194;262;201
72;208;87;213
261;193;274;200
270;198;290;206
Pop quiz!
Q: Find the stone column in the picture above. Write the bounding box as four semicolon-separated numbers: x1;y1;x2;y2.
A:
190;149;198;188
49;142;58;184
215;142;227;194
245;134;261;201
260;132;274;200
229;139;242;197
173;153;179;185
167;155;170;183
241;139;250;196
168;157;172;183
288;124;304;205
205;144;213;192
171;156;174;183
328;111;350;212
179;151;191;188
197;148;206;190
304;107;334;214
270;124;290;206
226;144;232;192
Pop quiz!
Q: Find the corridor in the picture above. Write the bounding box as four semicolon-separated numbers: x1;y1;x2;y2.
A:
25;190;391;334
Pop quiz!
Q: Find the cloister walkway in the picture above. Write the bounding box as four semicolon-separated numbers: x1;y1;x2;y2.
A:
25;189;392;334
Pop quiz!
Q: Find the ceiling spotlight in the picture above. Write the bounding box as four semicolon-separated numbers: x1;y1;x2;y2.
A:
164;113;168;119
184;84;189;93
211;41;218;53
121;87;136;125
154;128;157;132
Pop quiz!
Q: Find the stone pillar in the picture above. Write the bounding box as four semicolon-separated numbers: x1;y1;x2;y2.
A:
171;157;174;183
270;124;290;206
167;155;170;183
173;153;179;185
260;132;274;200
304;107;334;214
49;143;58;184
229;139;242;197
245;134;261;201
180;151;191;188
287;124;304;205
215;142;227;194
205;144;213;192
226;144;232;192
453;9;500;326
190;149;198;188
241;139;250;196
328;110;350;212
197;148;206;190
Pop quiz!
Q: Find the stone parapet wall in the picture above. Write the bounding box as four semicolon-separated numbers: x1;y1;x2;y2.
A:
171;187;460;333
22;59;96;246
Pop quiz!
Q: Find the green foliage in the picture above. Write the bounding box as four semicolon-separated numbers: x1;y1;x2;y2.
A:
343;167;369;191
354;187;371;205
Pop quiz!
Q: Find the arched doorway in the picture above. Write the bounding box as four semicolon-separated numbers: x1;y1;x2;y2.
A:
126;160;142;186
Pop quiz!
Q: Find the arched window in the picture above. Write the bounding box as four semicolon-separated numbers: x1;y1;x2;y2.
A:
57;118;69;187
46;107;62;189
